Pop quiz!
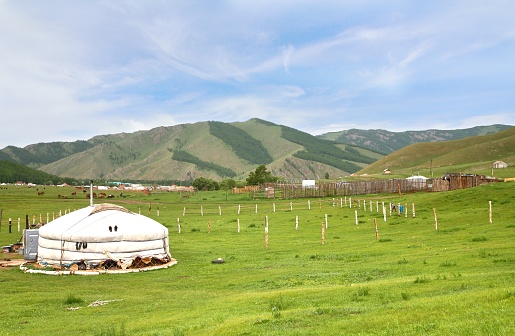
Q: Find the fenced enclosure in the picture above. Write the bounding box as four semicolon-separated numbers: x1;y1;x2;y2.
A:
266;174;499;199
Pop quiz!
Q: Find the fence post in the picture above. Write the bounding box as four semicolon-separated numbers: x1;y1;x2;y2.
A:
489;201;492;223
433;208;438;231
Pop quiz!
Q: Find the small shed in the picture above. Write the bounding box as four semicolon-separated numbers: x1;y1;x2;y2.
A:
492;160;508;169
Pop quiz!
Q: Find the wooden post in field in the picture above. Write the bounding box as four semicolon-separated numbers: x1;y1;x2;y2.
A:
273;203;276;213
201;206;204;216
405;203;408;218
321;222;325;245
183;207;186;216
237;205;240;215
358;199;361;210
325;214;328;229
433;208;438;231
255;204;258;214
489;201;492;223
157;207;160;217
237;218;240;233
290;202;293;211
369;200;372;212
319;200;322;209
308;200;311;210
383;205;387;223
340;198;343;208
295;215;299;231
389;202;392;216
138;207;141;214
52;212;55;221
177;218;181;233
218;206;222;216
397;203;401;216
47;213;49;224
355;210;358;225
412;203;416;218
345;196;347;206
374;218;378;240
349;197;352;208
208;219;211;234
265;216;269;249
332;198;335;206
25;214;29;230
148;201;152;214
17;218;20;232
376;201;379;213
9;218;12;233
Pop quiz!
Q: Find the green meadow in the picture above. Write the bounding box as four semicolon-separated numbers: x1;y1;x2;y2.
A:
0;183;514;335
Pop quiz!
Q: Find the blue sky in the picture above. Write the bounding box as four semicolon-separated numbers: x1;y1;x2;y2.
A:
1;1;514;147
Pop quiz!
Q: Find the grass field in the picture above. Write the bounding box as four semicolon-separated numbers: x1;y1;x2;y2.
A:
0;183;514;335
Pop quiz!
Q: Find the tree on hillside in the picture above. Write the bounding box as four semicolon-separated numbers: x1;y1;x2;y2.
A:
246;165;278;186
192;177;220;191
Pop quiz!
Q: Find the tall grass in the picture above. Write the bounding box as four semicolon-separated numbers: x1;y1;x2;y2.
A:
0;183;514;335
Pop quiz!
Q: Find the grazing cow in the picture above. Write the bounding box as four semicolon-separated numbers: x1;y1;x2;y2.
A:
38;191;45;196
99;192;107;198
71;191;77;196
86;193;97;199
107;194;115;198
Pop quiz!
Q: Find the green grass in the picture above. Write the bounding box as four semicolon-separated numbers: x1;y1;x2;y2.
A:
0;183;514;335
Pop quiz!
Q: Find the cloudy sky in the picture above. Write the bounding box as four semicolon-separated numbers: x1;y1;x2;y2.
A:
1;1;514;147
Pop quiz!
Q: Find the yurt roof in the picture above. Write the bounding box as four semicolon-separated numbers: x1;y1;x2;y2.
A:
39;203;168;242
406;175;428;180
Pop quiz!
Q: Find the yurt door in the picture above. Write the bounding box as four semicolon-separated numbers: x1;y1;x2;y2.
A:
23;229;39;260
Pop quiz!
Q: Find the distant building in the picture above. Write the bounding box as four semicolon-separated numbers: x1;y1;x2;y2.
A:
302;180;316;189
492;160;508;169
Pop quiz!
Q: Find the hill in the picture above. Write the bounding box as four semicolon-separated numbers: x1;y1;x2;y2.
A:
318;124;512;154
9;119;380;181
358;126;515;177
2;120;511;182
0;160;77;185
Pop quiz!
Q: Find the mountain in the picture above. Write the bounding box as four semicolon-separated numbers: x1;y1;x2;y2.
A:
318;125;512;154
2;120;511;182
358;126;515;176
2;119;380;181
0;140;97;168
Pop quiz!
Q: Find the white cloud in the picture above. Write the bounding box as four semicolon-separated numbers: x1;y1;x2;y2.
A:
0;1;514;149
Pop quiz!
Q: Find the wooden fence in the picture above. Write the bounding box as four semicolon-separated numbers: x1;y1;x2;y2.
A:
270;175;497;199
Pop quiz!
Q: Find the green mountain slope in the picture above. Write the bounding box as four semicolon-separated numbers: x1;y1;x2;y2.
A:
32;119;377;181
3;119;510;182
0;160;77;185
0;141;97;168
318;124;512;154
358;126;515;176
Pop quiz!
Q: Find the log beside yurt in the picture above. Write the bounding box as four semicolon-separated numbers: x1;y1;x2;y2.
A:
37;203;173;271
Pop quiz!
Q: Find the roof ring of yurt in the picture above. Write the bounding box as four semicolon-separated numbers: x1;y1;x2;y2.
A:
22;202;177;275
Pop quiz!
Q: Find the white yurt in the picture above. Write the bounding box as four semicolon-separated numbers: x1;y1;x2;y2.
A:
406;175;428;190
37;203;173;272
